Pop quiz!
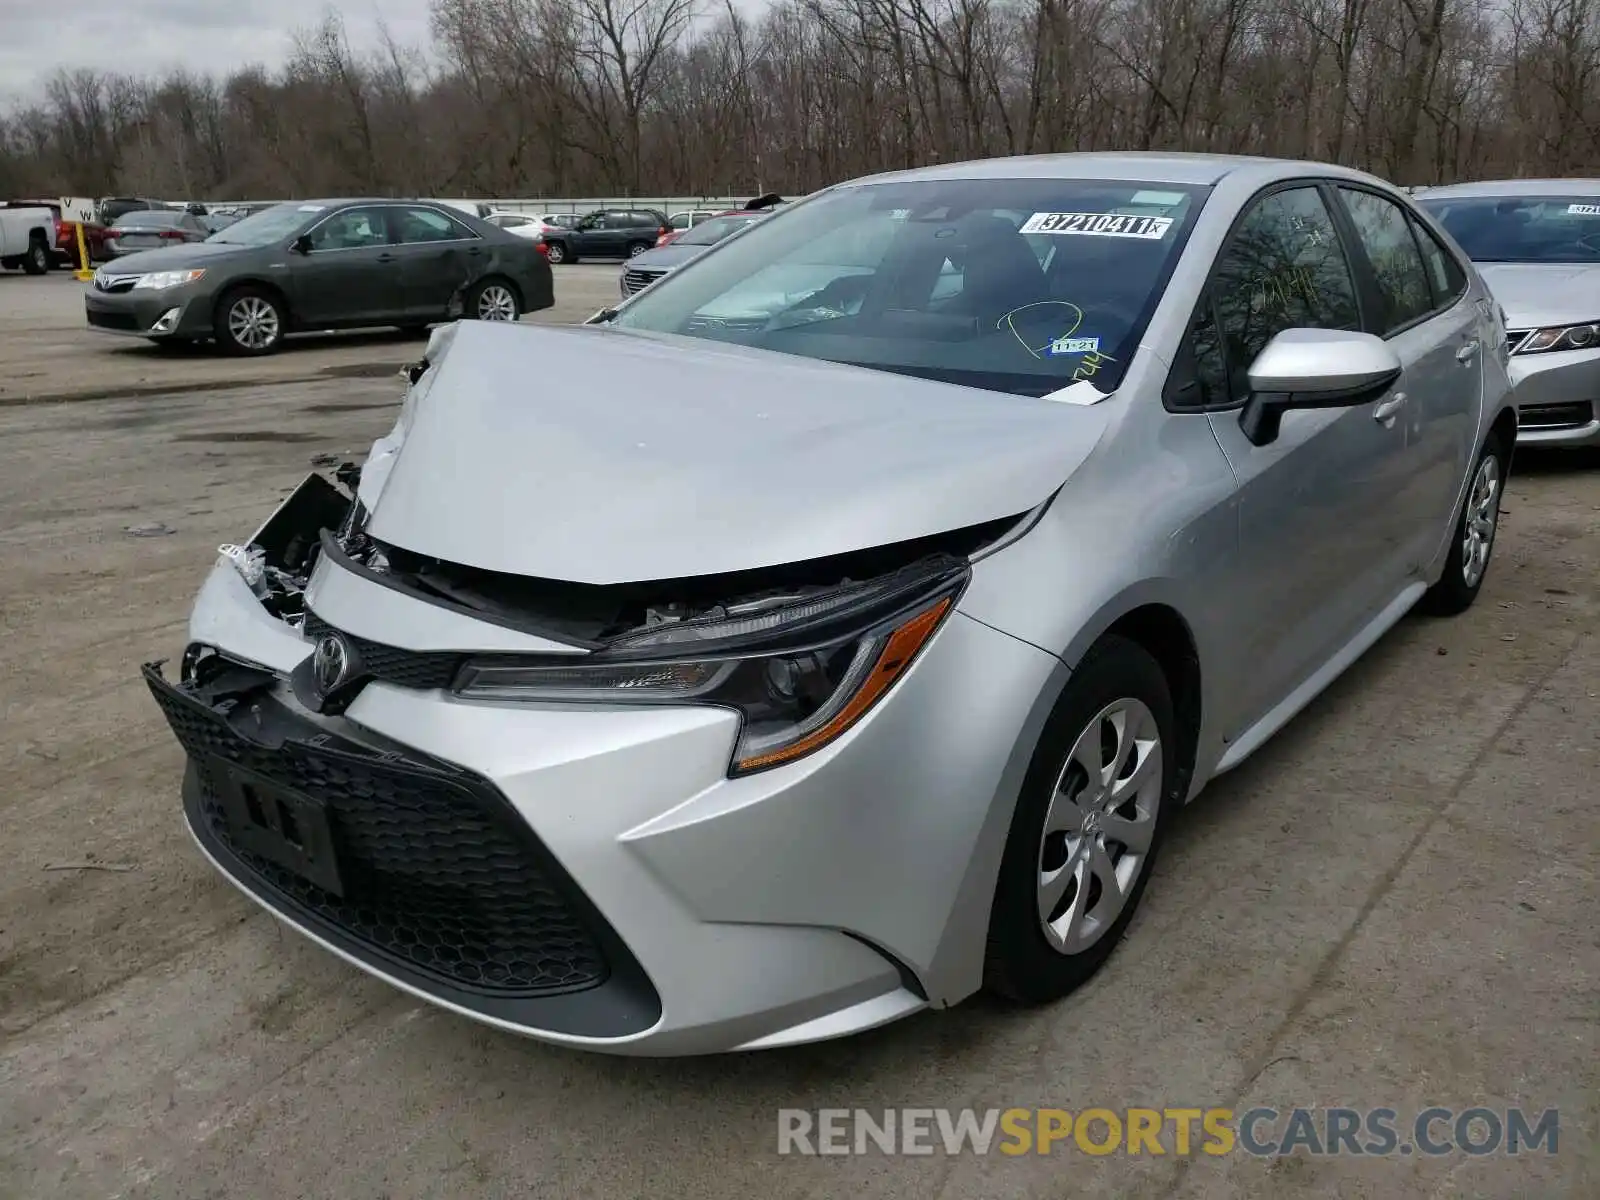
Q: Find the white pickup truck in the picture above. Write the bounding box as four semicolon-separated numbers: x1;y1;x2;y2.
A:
0;205;56;274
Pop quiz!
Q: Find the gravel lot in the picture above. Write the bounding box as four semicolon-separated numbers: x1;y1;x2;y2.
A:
0;267;1595;1199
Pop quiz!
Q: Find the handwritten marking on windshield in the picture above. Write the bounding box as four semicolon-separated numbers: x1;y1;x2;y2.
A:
997;300;1085;358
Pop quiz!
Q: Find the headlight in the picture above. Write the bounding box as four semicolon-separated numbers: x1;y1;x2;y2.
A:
133;269;206;290
1516;322;1600;354
454;565;964;774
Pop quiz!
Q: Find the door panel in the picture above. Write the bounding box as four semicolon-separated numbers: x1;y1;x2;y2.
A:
1189;184;1411;737
1334;187;1483;575
389;206;483;318
288;206;396;325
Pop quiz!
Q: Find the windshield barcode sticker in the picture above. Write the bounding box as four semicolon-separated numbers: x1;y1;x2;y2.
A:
1566;203;1600;216
1021;212;1174;239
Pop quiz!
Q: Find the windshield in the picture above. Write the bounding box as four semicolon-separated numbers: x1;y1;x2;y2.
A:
206;202;318;246
676;214;764;246
115;210;180;228
611;178;1205;396
1420;195;1600;263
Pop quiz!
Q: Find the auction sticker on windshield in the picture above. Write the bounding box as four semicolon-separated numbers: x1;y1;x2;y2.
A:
1566;203;1600;216
1021;212;1173;239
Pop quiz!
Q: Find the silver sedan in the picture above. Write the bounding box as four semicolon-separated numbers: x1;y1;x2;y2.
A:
145;153;1515;1056
1419;179;1600;447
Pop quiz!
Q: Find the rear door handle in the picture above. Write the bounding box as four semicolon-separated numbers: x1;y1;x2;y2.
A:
376;252;396;263
1456;339;1480;364
1373;393;1407;425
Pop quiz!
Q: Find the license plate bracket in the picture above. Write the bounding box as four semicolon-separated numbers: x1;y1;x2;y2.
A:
210;760;346;897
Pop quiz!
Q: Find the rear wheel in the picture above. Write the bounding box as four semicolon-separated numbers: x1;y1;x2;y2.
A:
466;278;520;322
545;241;569;265
215;287;285;356
985;635;1176;1004
1418;432;1508;616
22;235;50;275
626;240;651;258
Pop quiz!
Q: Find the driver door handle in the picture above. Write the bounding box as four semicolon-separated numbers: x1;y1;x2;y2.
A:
376;252;396;263
1373;392;1407;426
1456;339;1480;364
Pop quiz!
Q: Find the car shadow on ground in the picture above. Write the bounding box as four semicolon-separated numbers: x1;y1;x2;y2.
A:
105;327;433;359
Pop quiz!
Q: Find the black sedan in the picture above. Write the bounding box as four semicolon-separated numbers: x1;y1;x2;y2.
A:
84;199;554;354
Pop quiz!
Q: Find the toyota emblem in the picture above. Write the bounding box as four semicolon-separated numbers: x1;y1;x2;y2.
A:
312;633;350;694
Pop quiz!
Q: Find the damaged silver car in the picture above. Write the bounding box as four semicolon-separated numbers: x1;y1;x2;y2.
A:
146;154;1515;1056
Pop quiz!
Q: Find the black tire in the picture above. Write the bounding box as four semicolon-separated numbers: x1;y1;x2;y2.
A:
464;277;521;322
984;634;1178;1004
544;241;569;265
214;286;286;356
22;235;51;275
626;240;651;258
1418;431;1508;616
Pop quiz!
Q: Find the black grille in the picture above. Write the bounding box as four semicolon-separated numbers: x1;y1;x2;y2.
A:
302;612;463;691
87;308;140;331
146;666;609;997
1518;400;1594;431
622;267;667;295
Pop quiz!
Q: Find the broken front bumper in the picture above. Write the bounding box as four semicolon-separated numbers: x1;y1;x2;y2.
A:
147;543;1062;1055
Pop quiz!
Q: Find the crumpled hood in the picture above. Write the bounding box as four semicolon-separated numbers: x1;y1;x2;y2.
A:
361;320;1110;584
1476;263;1600;328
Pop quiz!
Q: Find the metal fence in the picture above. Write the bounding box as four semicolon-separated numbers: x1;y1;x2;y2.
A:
204;196;752;216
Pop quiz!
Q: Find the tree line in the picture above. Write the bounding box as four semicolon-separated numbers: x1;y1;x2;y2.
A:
0;0;1596;203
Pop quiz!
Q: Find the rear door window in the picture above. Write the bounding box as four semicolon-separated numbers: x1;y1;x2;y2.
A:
1337;187;1435;333
392;206;474;244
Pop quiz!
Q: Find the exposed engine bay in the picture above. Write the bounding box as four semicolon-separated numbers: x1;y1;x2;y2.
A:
229;466;1021;651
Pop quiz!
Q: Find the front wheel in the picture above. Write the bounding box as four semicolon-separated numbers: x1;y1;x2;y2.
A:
466;278;521;322
215;287;285;356
22;236;51;275
1418;432;1508;616
985;635;1176;1005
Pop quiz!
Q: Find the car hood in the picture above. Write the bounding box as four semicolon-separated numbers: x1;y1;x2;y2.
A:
1476;263;1600;328
629;243;709;271
100;241;257;272
360;320;1111;584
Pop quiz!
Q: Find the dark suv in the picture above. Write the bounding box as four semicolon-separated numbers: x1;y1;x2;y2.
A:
542;208;669;264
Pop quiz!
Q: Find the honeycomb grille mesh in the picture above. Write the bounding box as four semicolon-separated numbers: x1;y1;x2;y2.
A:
148;673;610;996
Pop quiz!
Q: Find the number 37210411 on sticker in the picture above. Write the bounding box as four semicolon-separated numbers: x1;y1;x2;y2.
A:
1020;212;1174;239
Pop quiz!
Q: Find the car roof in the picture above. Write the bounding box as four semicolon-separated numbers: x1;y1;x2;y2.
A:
843;151;1387;189
1416;179;1600;199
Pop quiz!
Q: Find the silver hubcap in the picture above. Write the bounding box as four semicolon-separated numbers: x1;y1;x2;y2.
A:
546;245;564;262
1038;698;1163;955
477;285;516;320
228;296;279;349
1462;454;1500;587
629;244;646;257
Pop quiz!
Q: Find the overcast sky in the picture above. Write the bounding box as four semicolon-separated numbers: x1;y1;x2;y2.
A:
0;2;438;106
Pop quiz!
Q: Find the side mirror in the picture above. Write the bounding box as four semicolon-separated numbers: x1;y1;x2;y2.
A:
1239;328;1402;446
291;234;313;255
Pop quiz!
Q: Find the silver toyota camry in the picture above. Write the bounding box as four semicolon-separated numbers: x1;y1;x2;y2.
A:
145;153;1516;1056
1419;179;1600;447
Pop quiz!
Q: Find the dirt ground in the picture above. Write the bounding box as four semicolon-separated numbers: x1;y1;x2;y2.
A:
0;267;1596;1199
